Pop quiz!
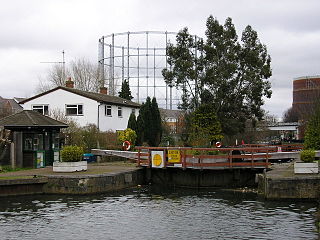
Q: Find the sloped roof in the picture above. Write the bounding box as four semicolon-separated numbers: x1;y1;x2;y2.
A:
6;99;23;111
159;108;183;118
0;97;4;109
20;86;140;108
0;97;23;112
0;110;68;128
14;97;26;103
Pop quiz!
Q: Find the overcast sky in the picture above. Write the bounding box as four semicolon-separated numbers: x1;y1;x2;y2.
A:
0;0;319;118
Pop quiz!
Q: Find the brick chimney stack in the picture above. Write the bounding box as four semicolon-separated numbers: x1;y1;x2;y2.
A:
65;77;74;88
100;87;108;94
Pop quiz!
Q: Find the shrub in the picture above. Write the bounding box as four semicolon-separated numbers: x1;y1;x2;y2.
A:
99;130;122;150
208;150;220;155
300;149;316;163
159;135;176;147
61;145;84;162
117;128;137;145
304;106;320;150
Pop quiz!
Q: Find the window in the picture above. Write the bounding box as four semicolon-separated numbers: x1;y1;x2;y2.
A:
52;132;60;149
306;79;312;89
131;108;136;115
118;107;122;117
66;104;83;116
33;134;43;151
32;105;49;115
24;137;33;150
105;105;112;116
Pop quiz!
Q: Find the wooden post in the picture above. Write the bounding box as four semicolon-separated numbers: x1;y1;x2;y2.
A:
147;149;151;168
182;149;186;170
137;148;141;167
251;150;254;168
10;142;15;169
163;148;167;169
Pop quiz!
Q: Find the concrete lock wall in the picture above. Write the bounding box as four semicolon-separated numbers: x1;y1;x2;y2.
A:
146;168;262;188
0;168;265;197
43;169;145;194
257;174;320;199
0;177;48;197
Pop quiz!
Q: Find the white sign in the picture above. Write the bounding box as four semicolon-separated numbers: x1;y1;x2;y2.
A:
151;151;164;168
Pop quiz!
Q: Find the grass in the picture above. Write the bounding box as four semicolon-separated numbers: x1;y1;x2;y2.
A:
0;161;138;178
0;166;33;173
91;161;137;167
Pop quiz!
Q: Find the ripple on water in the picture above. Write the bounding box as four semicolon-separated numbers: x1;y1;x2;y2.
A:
0;189;318;240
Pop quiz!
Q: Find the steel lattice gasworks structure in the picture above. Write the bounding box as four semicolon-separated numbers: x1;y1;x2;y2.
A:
292;75;320;117
98;31;197;109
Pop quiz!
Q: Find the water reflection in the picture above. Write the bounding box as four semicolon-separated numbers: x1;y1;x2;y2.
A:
0;187;318;240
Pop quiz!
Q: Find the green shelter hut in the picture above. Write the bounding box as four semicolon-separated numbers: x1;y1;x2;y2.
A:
0;110;68;168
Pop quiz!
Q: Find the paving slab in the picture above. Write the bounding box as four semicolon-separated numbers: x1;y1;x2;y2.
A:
0;162;139;179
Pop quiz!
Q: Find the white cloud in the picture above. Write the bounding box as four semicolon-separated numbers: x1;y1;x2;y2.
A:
0;0;319;118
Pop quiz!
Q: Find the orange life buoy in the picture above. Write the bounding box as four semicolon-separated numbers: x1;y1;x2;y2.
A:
122;141;131;151
215;141;222;148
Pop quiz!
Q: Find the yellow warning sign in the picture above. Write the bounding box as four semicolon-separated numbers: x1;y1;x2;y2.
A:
168;150;181;163
153;154;163;166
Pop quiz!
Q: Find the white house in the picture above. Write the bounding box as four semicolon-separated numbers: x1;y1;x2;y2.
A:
20;80;140;132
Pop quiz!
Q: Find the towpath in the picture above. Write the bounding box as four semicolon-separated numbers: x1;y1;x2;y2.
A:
0;162;139;179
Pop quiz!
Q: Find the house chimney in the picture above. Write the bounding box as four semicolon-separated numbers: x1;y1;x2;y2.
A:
100;87;108;94
65;77;74;88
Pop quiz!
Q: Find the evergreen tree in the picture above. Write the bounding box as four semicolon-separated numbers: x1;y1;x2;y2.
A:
135;97;162;146
118;79;133;100
191;104;223;146
162;15;272;136
304;106;320;150
136;108;145;146
141;97;152;145
150;97;162;146
127;113;137;132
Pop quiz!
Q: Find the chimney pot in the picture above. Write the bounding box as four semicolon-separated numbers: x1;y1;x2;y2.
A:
66;78;74;88
100;87;108;94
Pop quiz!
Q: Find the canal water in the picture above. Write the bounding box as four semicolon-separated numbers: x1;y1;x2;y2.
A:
0;187;318;240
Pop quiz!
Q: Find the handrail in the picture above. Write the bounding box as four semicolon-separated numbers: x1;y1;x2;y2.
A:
135;146;278;169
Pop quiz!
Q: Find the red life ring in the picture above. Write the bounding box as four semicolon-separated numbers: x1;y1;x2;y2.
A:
215;141;222;148
122;141;131;151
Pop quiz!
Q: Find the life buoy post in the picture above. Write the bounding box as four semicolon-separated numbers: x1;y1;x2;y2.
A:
215;142;222;148
122;141;131;151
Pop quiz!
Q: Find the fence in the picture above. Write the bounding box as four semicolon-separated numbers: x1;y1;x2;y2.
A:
136;146;274;170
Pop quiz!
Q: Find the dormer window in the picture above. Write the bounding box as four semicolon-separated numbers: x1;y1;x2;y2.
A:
32;105;49;115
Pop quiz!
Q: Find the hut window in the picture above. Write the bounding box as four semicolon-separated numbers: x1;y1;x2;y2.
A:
24;138;33;150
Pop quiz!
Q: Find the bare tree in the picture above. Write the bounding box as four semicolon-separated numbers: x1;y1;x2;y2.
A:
70;59;102;92
0;129;11;161
283;107;299;123
37;64;70;93
37;58;103;93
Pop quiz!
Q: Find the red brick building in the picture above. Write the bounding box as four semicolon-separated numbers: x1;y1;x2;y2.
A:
292;75;320;139
293;75;320;117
